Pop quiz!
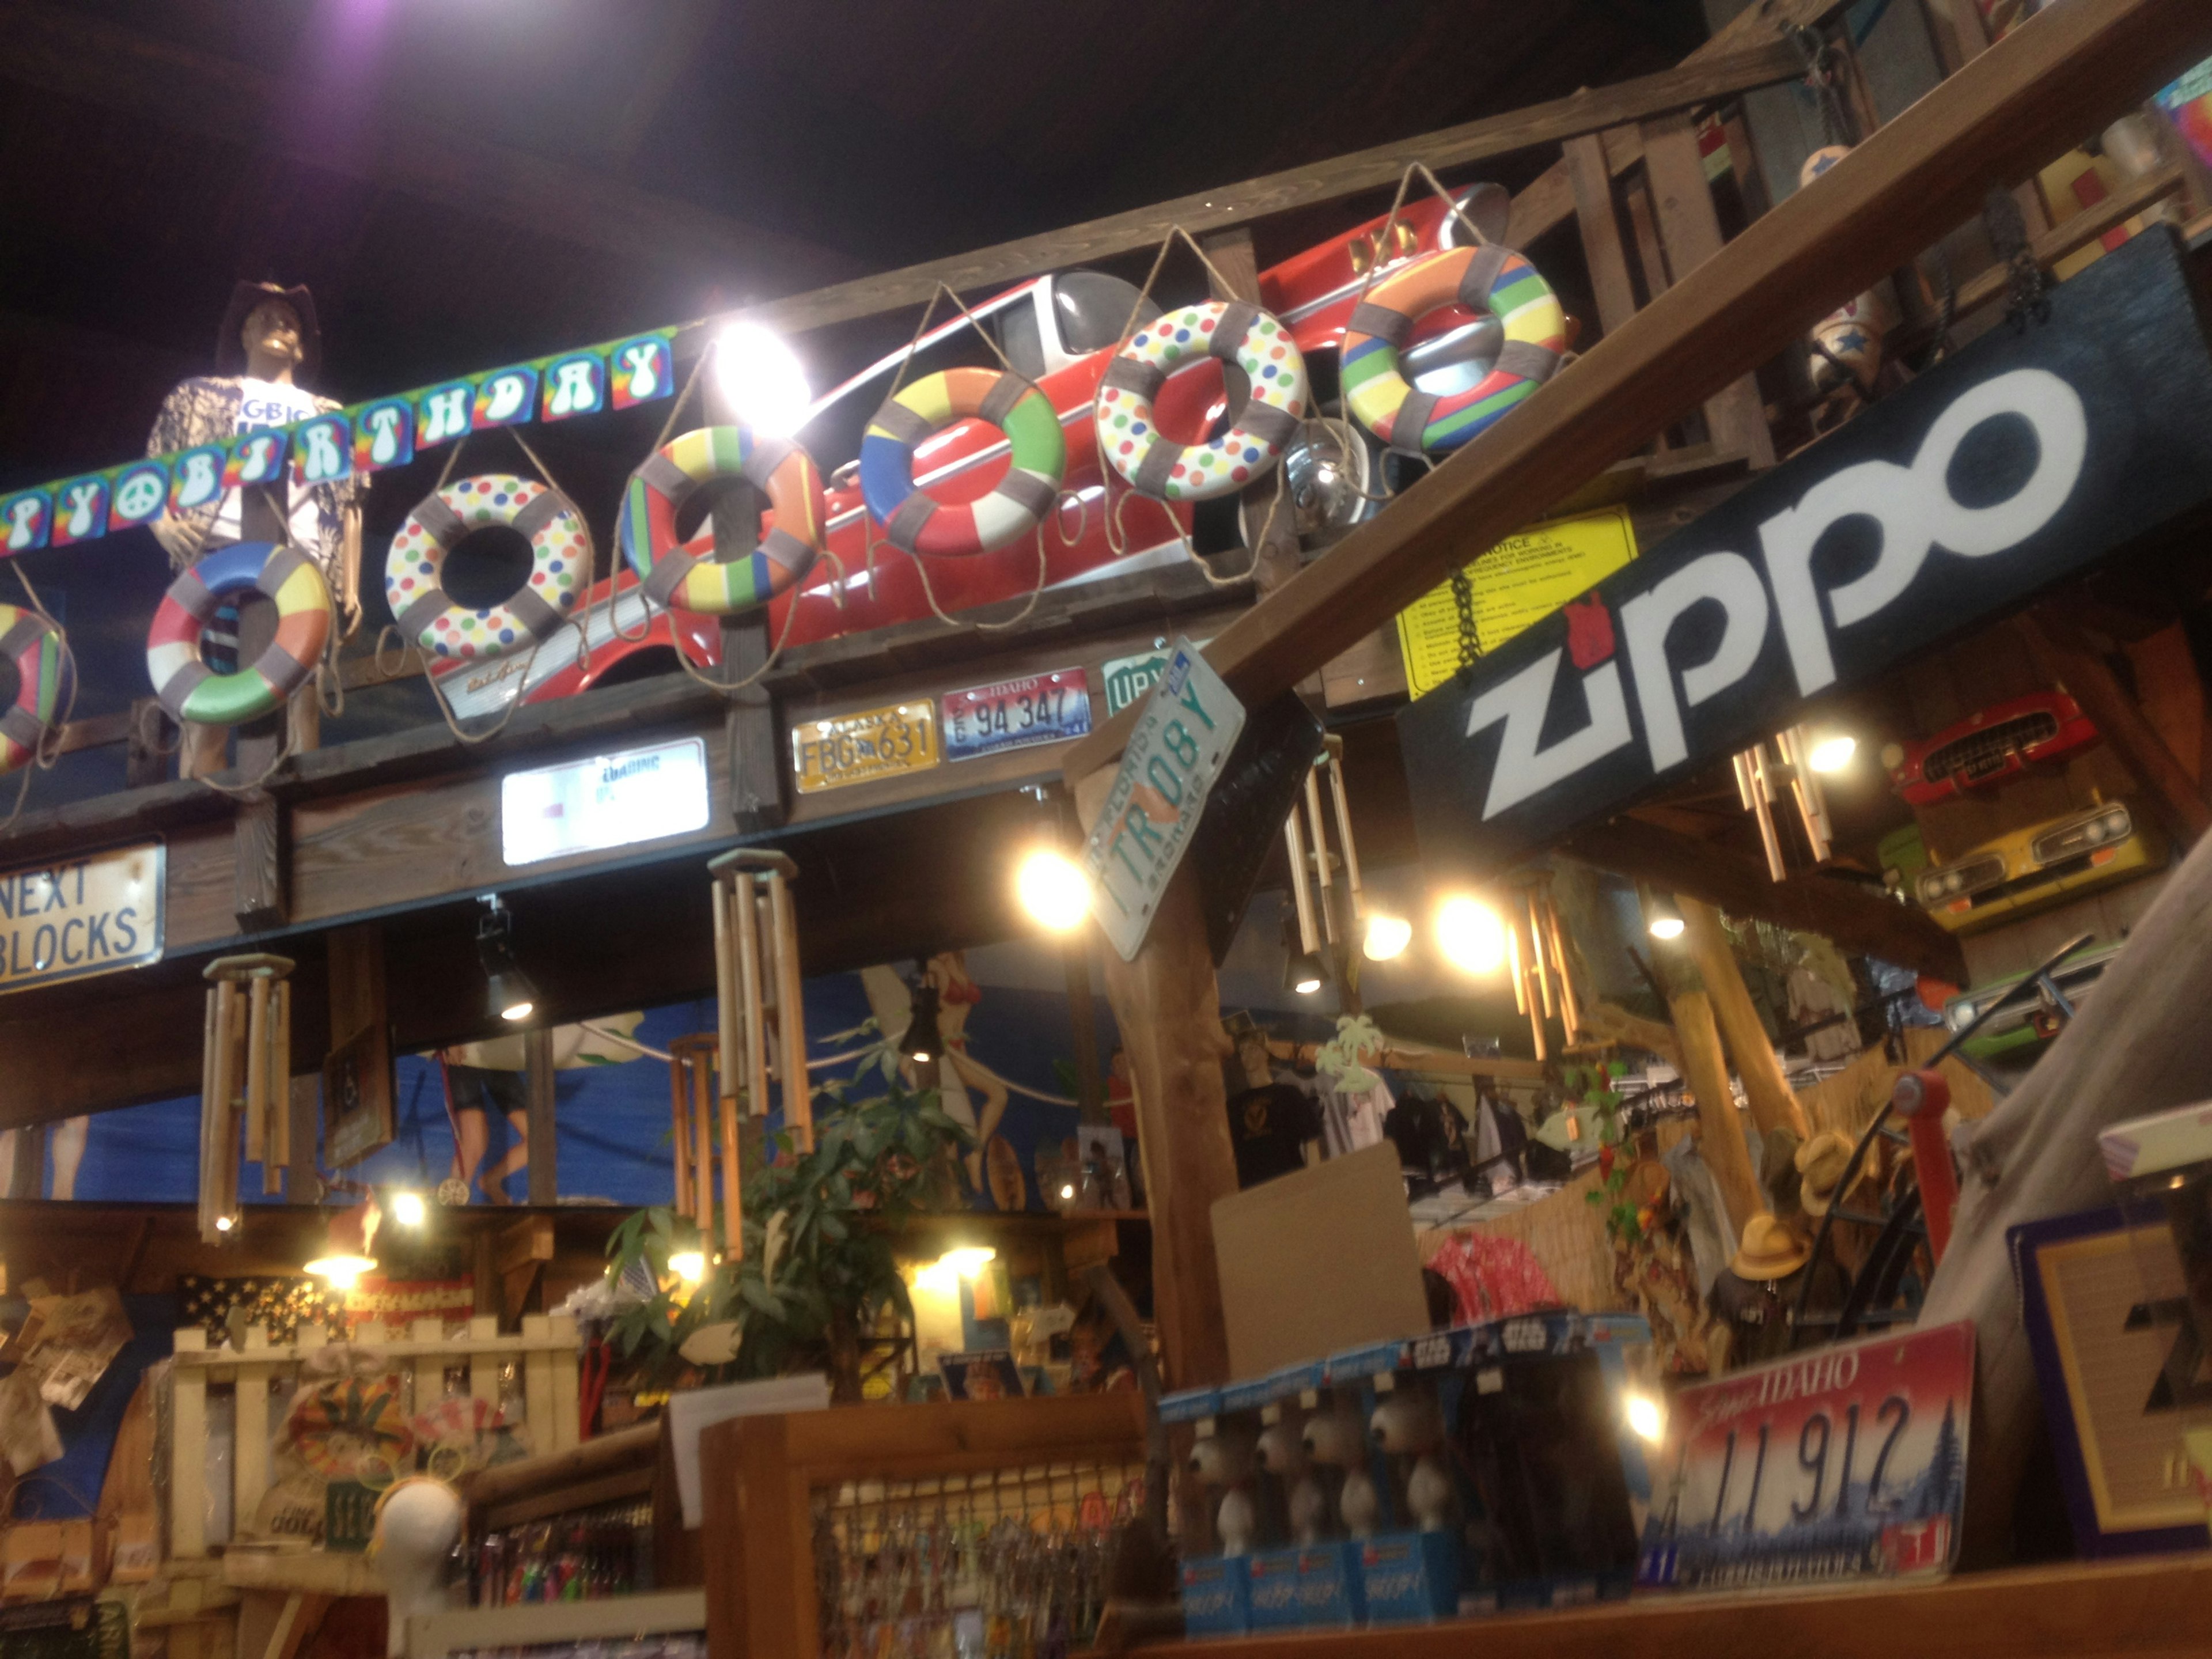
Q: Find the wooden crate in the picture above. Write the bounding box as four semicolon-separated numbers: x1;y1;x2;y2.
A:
169;1313;582;1560
699;1393;1147;1659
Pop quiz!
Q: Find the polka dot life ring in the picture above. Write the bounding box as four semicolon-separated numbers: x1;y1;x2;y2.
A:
860;367;1066;557
1096;302;1309;501
387;475;590;661
0;605;63;775
615;425;825;614
146;541;331;726
1340;243;1565;455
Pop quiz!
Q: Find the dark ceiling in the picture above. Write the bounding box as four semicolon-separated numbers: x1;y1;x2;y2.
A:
0;0;1707;492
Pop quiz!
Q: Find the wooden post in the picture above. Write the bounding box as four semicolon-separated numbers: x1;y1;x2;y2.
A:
1565;132;1640;338
524;1026;556;1206
170;1328;208;1558
521;1312;556;1453
233;1325;270;1544
1679;896;1809;1138
1639;109;1777;467
1669;988;1764;1234
1076;768;1238;1388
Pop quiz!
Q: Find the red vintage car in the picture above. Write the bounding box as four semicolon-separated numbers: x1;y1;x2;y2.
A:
433;188;1519;717
1883;691;2099;805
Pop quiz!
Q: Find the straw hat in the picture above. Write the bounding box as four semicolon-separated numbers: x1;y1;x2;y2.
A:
1730;1211;1810;1282
1794;1131;1857;1218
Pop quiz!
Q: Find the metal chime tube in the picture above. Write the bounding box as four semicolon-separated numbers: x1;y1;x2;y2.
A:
1542;890;1582;1044
1282;813;1319;955
735;876;772;1125
1505;916;1527;1016
1303;766;1337;945
268;980;292;1184
1524;891;1555;1020
768;870;812;1151
669;1046;695;1217
198;983;223;1243
711;880;743;1111
1323;737;1363;922
692;1047;715;1244
1746;743;1788;881
244;974;271;1182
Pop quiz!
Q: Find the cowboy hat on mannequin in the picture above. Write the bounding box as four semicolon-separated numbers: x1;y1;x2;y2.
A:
145;279;363;780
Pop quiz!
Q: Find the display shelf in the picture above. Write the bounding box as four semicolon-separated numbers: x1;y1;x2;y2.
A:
1168;1553;2212;1659
409;1588;706;1659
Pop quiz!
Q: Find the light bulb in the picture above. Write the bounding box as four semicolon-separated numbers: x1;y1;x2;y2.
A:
911;1048;932;1064
1016;849;1090;931
714;323;812;437
501;997;534;1022
304;1253;377;1291
669;1250;707;1285
1624;1392;1666;1445
940;1247;997;1279
1435;896;1506;975
1059;1184;1076;1200
1648;916;1685;941
214;1214;234;1233
1807;733;1856;773
1362;914;1412;961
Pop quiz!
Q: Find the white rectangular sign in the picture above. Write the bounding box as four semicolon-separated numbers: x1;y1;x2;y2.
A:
501;737;711;868
1083;638;1246;961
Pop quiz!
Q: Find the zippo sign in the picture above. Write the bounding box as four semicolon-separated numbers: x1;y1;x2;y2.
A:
1397;229;2212;877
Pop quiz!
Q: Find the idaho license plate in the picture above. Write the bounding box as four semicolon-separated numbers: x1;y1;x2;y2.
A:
941;669;1091;762
791;699;940;794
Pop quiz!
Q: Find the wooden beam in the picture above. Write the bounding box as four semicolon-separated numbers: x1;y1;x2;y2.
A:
2017;612;2212;846
233;792;285;934
1063;0;2212;784
524;1027;558;1206
1678;896;1809;1137
1564;133;1640;338
1569;816;1965;980
700;43;1806;342
0;0;850;289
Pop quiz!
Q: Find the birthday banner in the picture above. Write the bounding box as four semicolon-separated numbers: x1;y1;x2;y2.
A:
0;327;680;556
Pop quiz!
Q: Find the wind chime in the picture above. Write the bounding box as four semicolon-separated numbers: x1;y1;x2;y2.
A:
670;849;813;1259
1503;876;1584;1062
198;952;294;1244
1733;725;1835;881
1282;736;1365;995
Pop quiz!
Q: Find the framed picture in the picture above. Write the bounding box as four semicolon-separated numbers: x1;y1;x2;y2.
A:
322;1021;395;1168
2012;1206;2212;1556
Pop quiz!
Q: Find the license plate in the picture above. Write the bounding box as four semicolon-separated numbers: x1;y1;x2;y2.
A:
1635;1320;1974;1592
941;668;1091;762
790;699;940;794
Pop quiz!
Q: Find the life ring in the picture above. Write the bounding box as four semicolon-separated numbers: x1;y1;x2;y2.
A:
1340;244;1565;455
387;475;590;661
146;541;331;726
615;425;825;613
0;606;63;774
860;367;1066;557
1096;302;1309;501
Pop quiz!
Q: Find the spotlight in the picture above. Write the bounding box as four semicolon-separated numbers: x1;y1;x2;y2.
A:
1806;732;1857;774
305;1200;380;1291
389;1191;427;1229
1285;949;1326;996
1646;893;1685;941
713;323;812;438
668;1250;707;1286
900;975;945;1066
1016;849;1090;932
1624;1391;1667;1445
1435;896;1506;975
477;896;540;1024
1362;914;1412;961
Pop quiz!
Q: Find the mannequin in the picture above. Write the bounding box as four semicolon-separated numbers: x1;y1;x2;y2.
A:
370;1476;464;1656
146;281;362;778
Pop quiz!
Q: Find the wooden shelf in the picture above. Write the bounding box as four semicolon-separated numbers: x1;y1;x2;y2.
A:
1176;1553;2212;1659
221;1548;382;1598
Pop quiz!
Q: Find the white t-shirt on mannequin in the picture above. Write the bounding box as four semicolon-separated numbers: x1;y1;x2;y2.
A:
212;377;321;550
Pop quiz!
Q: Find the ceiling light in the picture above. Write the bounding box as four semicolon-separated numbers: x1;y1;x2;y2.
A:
1435;896;1506;975
389;1191;427;1229
1806;733;1857;774
714;323;812;438
1285;949;1327;996
1362;914;1412;961
1646;893;1685;941
305;1200;380;1291
477;896;540;1024
1016;849;1090;932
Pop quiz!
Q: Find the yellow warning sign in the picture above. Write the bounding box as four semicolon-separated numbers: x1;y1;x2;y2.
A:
1393;507;1638;700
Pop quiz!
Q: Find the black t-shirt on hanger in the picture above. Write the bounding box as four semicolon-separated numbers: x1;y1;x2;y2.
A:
1224;1083;1320;1188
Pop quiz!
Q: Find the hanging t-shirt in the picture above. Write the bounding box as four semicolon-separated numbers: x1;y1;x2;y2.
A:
213;377;323;551
1224;1083;1319;1188
1319;1074;1391;1159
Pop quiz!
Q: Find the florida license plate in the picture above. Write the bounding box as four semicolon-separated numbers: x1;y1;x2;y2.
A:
940;669;1091;763
791;699;940;794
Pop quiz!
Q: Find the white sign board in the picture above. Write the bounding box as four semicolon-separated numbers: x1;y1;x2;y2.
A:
501;736;711;868
1083;638;1246;961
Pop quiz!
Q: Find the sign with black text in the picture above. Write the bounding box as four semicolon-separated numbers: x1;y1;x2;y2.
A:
1396;230;2212;877
0;842;162;994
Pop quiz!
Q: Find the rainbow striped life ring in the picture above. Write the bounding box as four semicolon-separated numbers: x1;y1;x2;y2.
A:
616;425;825;614
1340;244;1565;455
860;368;1066;558
147;541;331;726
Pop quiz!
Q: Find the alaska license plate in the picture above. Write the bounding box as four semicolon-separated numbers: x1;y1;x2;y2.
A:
791;699;940;794
941;669;1091;763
